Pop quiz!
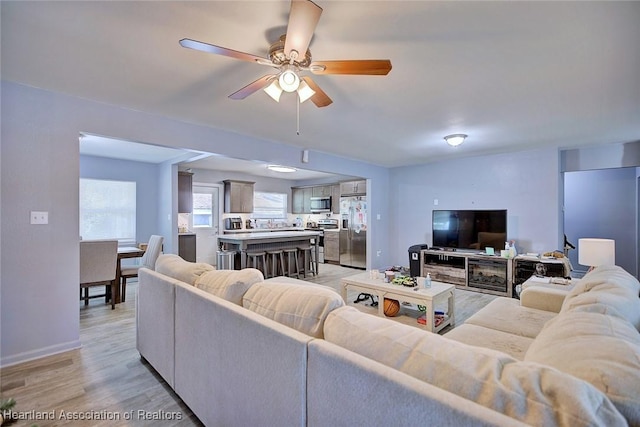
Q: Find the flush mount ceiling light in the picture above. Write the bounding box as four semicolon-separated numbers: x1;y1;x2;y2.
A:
267;164;297;173
444;134;468;147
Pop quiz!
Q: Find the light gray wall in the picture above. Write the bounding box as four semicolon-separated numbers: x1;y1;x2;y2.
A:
388;147;563;266
0;81;390;366
562;141;640;171
564;168;637;275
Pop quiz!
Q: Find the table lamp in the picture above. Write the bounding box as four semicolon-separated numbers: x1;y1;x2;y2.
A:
578;238;615;272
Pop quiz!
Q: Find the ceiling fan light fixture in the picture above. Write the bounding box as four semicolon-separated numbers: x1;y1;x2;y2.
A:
267;164;297;173
263;81;283;102
297;80;315;103
444;134;467;147
279;66;300;92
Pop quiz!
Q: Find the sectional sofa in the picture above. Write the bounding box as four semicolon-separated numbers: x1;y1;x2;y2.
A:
137;254;640;426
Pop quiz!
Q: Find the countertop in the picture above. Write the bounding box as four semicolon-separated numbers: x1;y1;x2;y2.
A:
217;230;320;241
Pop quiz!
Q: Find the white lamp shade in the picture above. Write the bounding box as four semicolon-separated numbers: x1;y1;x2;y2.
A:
263;81;283;102
297;80;315;103
578;238;615;267
278;69;300;92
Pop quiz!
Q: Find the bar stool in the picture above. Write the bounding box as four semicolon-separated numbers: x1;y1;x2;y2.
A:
246;251;267;276
266;249;285;278
297;245;316;278
283;248;300;279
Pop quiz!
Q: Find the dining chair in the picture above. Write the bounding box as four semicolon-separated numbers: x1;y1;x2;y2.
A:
80;239;119;309
120;235;164;302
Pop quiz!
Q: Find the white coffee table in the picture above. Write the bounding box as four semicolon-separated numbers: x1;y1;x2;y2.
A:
341;272;455;333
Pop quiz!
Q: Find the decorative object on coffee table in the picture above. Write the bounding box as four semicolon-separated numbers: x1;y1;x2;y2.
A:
383;298;400;317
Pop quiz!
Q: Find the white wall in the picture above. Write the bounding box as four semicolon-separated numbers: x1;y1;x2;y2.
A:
388;147;563;266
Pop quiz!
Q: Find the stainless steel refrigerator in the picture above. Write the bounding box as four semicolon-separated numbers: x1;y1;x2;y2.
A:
340;196;367;269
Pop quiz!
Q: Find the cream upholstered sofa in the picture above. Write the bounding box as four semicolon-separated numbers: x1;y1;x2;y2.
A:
137;255;639;426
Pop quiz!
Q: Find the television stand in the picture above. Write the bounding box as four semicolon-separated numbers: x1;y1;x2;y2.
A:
420;249;513;297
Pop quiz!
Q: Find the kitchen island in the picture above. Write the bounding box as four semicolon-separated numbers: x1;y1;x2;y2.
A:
217;230;321;274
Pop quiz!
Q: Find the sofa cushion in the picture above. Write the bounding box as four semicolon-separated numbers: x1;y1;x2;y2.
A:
242;280;344;338
445;323;534;360
561;265;640;329
525;310;640;425
324;306;625;427
155;254;214;285
194;268;264;305
562;286;640;330
462;297;556;338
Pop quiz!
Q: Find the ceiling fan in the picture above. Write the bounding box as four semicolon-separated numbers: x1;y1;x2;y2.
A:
179;0;392;108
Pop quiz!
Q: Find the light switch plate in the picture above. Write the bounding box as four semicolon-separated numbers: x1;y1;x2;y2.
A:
31;211;48;224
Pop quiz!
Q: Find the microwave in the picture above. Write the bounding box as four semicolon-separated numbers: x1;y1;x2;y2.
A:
310;196;332;213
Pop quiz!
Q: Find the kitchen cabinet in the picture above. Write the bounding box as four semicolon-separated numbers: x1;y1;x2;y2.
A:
312;185;332;197
292;187;312;214
178;171;193;213
223;180;255;213
324;230;339;262
179;234;196;262
331;184;341;214
340;180;366;196
293;183;345;214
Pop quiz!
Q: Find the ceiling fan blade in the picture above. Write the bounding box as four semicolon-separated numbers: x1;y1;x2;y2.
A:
179;38;268;64
302;76;332;108
284;0;322;60
310;60;392;75
229;75;276;100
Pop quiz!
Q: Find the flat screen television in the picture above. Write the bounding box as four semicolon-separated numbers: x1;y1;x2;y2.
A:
432;209;507;251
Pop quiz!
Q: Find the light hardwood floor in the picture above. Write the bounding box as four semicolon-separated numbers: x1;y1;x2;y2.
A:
1;264;497;426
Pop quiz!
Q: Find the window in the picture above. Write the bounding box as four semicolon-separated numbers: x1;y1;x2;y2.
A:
193;191;213;228
252;191;287;219
80;178;136;245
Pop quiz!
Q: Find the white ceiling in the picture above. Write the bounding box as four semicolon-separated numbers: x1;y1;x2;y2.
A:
79;133;339;180
3;1;639;168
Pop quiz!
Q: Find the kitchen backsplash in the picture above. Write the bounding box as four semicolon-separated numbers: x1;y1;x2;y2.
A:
221;213;340;229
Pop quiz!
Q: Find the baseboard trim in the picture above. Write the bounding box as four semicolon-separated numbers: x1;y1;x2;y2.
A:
1;339;82;368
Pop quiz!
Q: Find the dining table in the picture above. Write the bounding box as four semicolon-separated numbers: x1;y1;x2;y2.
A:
115;246;145;304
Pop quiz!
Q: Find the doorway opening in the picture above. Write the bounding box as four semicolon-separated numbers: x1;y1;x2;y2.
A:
192;183;223;265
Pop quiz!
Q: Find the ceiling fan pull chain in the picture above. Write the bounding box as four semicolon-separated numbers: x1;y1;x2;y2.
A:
296;94;300;135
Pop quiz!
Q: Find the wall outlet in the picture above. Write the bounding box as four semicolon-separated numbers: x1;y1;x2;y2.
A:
31;211;48;224
376;250;381;257
434;198;439;206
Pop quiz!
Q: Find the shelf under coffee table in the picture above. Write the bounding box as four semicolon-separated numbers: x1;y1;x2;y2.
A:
340;272;455;333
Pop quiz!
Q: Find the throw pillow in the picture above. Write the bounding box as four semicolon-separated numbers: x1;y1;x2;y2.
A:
155;254;214;285
525;310;640;425
324;306;625;426
195;268;264;305
242;281;344;338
